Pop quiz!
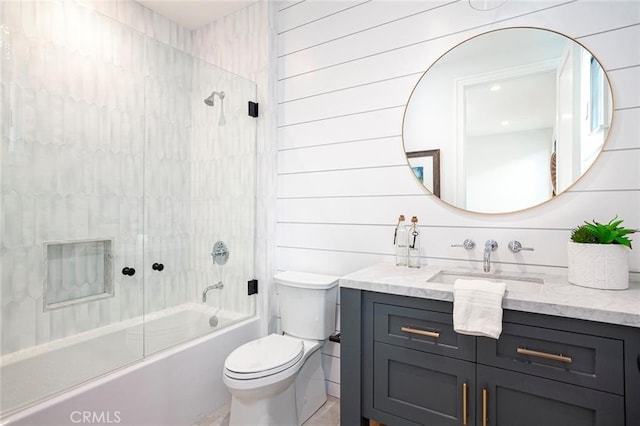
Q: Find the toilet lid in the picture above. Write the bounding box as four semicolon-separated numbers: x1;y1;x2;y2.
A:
225;334;304;380
274;271;339;289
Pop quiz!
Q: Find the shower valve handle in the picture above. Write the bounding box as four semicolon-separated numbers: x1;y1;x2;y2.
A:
122;267;136;276
152;263;164;271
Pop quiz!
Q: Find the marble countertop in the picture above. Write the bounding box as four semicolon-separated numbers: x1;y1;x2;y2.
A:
340;262;640;328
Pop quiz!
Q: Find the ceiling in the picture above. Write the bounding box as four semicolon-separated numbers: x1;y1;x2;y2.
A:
136;0;255;30
465;71;557;136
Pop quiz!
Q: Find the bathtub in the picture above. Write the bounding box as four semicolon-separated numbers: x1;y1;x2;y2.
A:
1;304;260;426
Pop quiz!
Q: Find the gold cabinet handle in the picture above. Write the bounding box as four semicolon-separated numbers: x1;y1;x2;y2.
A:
482;388;488;426
462;382;468;426
400;326;440;338
517;347;573;363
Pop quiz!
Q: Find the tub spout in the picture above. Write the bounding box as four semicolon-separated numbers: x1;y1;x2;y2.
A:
483;240;498;272
202;281;224;303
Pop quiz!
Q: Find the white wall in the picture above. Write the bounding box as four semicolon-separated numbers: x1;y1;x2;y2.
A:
466;129;552;212
275;0;640;399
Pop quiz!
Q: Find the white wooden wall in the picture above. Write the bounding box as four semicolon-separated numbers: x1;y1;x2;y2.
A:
274;0;640;399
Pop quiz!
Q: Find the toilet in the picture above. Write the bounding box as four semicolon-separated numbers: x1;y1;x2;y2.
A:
222;271;339;426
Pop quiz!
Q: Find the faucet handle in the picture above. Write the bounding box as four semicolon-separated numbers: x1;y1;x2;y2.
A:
451;239;475;250
508;240;534;253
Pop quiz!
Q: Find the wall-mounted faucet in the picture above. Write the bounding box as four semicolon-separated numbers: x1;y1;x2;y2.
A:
202;281;224;303
483;240;498;272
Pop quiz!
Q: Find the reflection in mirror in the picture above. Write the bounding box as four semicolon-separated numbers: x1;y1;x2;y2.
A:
403;27;613;214
407;149;441;197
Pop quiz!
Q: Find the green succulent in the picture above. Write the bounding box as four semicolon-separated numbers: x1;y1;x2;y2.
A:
570;216;637;249
570;225;598;244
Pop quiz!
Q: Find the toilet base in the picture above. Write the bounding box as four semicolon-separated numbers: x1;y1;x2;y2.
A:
295;348;326;424
225;340;327;426
228;380;297;426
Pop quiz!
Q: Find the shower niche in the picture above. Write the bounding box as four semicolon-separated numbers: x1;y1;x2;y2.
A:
43;239;115;310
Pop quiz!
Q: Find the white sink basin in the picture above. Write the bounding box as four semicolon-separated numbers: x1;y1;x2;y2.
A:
427;270;544;293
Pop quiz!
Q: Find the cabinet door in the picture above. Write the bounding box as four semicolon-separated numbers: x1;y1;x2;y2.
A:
477;365;624;426
374;342;475;426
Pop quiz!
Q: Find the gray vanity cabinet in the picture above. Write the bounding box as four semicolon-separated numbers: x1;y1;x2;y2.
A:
341;287;640;426
477;365;624;426
360;290;476;426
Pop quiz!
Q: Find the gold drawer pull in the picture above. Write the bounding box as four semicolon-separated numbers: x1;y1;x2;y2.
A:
482;388;488;426
400;326;440;338
462;382;468;426
517;347;573;363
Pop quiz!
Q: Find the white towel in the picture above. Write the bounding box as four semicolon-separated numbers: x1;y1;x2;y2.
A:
453;279;506;339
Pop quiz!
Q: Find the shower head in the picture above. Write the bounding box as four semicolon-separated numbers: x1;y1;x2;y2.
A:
204;91;225;107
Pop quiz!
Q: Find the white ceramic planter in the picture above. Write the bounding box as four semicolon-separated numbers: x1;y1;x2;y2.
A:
567;241;630;290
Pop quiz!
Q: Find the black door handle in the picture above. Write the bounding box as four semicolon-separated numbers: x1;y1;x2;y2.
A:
152;263;164;271
122;267;136;276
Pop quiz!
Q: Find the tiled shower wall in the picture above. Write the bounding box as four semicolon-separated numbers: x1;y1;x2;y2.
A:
275;0;640;399
1;0;257;356
2;1;146;354
191;1;279;336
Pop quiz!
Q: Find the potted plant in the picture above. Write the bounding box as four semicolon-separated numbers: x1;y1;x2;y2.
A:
568;216;636;290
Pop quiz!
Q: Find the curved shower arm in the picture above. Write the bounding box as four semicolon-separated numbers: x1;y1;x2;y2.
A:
204;91;225;106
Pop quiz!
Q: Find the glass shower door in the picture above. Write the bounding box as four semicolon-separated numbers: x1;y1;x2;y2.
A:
141;40;258;356
141;38;196;354
0;4;146;416
190;52;258;331
0;0;259;415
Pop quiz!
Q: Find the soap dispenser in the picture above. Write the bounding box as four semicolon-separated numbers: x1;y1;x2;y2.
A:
394;215;408;266
408;216;420;268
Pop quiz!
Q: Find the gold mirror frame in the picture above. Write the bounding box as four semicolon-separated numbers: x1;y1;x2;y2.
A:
402;27;614;214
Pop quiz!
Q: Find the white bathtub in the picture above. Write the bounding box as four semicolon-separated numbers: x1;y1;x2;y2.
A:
1;304;260;426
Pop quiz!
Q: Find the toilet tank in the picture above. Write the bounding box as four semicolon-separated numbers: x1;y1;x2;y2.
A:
275;271;339;340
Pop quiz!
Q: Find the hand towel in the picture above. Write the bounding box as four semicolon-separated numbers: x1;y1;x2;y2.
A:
453;279;506;339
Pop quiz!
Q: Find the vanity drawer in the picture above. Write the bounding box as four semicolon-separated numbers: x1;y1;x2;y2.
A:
477;322;624;394
374;302;475;361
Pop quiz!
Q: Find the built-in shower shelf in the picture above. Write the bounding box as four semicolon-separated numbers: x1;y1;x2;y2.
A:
43;239;114;310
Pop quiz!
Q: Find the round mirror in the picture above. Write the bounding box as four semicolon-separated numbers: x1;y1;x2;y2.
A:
403;27;613;214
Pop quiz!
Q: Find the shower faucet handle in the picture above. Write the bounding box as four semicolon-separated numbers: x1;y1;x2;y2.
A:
211;241;229;265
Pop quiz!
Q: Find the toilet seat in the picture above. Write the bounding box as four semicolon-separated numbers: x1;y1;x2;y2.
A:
224;334;304;380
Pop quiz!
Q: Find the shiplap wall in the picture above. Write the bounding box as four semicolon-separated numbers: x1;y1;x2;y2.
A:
275;0;640;399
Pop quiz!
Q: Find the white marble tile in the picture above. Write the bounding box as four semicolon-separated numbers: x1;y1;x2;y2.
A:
342;262;640;327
